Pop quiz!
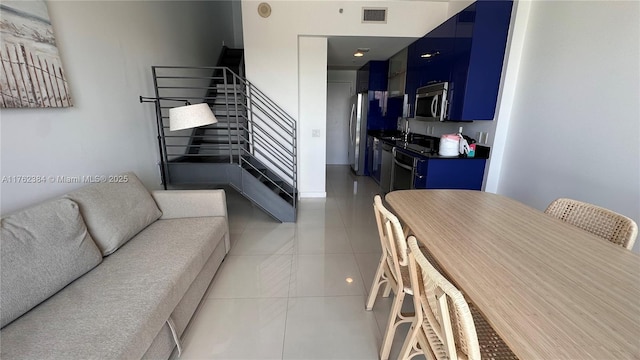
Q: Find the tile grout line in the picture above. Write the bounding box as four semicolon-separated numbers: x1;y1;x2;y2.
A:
280;232;297;360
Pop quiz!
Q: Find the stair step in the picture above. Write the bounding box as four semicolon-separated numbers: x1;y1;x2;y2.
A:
200;127;246;133
198;139;236;144
191;134;244;140
212;106;245;111
196;126;244;130
278;191;295;206
214;85;244;91
263;181;282;194
245;168;262;178
189;144;243;149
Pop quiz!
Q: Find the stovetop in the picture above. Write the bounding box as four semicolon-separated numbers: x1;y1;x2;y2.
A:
395;142;436;155
373;131;490;159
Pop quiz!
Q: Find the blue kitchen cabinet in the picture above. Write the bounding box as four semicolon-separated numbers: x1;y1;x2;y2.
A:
352;61;396;142
414;158;486;190
448;1;513;121
357;61;388;93
385;96;404;123
367;91;396;131
404;0;512;121
405;42;420;118
356;61;395;130
368;61;389;91
413;158;429;188
405;17;457;118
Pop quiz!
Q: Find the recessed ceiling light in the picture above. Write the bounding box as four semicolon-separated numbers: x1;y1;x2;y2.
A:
421;51;440;58
353;48;369;58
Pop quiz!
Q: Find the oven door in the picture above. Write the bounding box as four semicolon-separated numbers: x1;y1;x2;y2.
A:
390;147;417;191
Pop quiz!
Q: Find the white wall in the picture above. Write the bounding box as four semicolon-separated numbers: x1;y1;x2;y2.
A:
231;0;245;48
497;1;640;251
327;70;357;96
0;1;235;214
299;36;328;197
446;0;475;17
241;0;449;197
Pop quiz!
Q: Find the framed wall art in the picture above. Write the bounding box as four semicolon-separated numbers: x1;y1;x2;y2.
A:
0;1;72;108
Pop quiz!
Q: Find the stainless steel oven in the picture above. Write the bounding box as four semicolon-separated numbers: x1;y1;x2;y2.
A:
415;82;448;121
390;147;418;191
381;142;393;193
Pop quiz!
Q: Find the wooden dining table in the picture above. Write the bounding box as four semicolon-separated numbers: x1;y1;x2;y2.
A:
385;190;640;359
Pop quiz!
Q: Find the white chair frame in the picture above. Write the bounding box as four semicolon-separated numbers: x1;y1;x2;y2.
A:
399;236;481;360
365;195;413;360
545;197;638;250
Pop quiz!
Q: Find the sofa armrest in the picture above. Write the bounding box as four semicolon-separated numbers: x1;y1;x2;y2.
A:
151;190;227;219
151;190;230;253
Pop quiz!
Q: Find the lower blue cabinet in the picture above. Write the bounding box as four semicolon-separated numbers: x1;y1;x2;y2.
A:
414;159;428;189
414;158;486;190
366;136;382;183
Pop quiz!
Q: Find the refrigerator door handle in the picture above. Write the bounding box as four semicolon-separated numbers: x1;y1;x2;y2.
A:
349;103;355;142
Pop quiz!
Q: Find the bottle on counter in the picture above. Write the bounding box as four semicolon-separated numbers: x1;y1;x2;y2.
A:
468;140;476;158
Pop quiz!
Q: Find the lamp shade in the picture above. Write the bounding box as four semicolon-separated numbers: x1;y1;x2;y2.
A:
169;103;217;131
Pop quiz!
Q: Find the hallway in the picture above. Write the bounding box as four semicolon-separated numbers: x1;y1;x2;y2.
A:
179;165;415;359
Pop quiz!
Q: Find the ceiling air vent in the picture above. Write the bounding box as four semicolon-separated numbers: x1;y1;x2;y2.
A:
362;8;387;24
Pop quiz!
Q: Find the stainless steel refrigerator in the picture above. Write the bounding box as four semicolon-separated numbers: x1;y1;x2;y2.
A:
348;93;368;175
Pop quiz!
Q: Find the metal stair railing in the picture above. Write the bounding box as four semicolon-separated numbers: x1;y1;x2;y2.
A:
147;66;297;209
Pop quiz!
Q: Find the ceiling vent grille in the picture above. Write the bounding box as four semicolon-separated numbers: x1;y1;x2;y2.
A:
362;8;387;23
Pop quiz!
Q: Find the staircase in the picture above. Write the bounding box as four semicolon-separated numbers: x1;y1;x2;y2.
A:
146;48;297;222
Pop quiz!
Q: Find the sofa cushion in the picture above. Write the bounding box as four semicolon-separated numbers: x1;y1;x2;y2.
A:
65;172;162;256
0;199;102;328
0;216;226;360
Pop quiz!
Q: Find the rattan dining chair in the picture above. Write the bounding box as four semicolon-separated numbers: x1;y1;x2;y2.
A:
399;236;518;360
365;195;413;360
545;198;638;250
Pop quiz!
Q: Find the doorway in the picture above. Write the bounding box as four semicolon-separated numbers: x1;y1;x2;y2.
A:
326;82;352;165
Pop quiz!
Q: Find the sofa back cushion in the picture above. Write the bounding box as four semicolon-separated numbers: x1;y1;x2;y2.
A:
1;198;103;328
65;172;162;256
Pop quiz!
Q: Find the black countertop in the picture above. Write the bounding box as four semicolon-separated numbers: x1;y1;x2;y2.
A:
368;130;490;160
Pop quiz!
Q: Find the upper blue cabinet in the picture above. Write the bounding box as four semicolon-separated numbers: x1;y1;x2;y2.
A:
357;60;389;93
405;1;513;120
406;16;457;117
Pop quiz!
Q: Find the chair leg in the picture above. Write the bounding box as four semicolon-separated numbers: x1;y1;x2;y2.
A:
380;291;412;360
365;254;387;311
398;318;422;360
415;331;433;360
382;282;392;297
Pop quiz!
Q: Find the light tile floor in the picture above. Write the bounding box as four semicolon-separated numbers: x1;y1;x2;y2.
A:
180;165;419;360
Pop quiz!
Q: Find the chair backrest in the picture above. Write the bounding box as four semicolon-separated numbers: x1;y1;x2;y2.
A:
373;195;408;288
407;236;481;360
545;198;638;250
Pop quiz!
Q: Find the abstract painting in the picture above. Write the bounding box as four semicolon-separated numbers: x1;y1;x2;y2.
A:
0;1;72;108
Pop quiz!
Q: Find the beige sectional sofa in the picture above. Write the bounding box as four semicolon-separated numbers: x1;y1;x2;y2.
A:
0;173;230;359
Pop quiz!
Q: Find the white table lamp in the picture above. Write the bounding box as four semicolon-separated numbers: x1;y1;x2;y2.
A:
169;103;217;131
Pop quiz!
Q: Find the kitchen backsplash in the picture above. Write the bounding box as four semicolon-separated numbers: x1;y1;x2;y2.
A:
399;118;497;146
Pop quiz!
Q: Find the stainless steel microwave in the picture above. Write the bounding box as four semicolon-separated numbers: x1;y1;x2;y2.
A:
415;82;448;121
